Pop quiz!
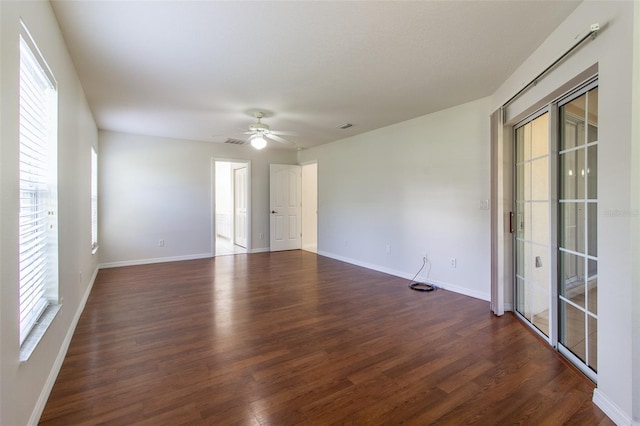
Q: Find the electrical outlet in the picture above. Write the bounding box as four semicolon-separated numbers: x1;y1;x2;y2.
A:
260;233;264;240
450;257;457;268
158;239;165;247
423;252;428;262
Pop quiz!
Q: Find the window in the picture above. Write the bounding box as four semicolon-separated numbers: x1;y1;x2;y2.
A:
91;147;98;252
19;25;59;347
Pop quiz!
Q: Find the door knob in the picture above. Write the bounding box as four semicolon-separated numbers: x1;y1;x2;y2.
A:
271;210;278;214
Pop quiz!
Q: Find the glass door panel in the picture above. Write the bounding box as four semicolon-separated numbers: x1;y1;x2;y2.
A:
558;86;598;376
514;112;550;338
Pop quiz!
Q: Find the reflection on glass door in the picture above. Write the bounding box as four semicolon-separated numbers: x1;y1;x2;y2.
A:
515;112;551;337
558;85;598;377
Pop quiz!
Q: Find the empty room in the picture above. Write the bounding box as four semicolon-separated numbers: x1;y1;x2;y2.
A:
1;1;638;425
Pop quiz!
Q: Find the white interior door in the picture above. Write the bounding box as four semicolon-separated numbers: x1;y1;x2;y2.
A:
234;166;247;248
270;164;301;251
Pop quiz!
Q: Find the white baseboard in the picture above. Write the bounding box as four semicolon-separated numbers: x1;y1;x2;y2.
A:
427;278;491;302
317;250;490;302
29;265;100;426
99;253;212;269
593;389;632;426
249;247;270;254
318;250;419;281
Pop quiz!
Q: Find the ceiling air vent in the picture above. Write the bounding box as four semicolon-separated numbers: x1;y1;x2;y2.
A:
224;138;246;145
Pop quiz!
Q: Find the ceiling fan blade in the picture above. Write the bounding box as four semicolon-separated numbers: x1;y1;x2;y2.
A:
270;130;297;136
268;134;292;145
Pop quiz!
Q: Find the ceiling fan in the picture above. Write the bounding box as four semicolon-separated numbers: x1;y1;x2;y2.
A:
242;111;295;150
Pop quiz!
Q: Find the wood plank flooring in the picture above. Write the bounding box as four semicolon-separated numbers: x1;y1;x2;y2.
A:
40;251;613;425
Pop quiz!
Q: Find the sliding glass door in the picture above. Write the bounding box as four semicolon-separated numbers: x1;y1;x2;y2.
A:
514;79;598;380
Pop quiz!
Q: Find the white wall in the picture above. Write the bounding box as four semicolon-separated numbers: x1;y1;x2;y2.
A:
491;1;637;423
99;131;298;266
0;1;99;425
298;97;493;300
301;162;318;253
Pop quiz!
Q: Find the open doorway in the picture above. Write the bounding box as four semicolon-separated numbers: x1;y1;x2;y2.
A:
214;160;250;256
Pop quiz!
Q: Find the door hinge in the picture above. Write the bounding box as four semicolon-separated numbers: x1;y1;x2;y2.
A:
509;211;514;234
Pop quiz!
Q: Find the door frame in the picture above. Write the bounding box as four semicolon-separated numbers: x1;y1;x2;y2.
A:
211;158;251;256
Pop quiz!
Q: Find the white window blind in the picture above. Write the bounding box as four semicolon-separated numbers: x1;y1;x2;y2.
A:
19;32;58;345
91;147;98;251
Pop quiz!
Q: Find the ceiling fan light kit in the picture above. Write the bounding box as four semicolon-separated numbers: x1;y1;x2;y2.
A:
251;135;267;150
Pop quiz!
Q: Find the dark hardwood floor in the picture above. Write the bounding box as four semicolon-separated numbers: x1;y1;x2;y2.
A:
40;251;613;425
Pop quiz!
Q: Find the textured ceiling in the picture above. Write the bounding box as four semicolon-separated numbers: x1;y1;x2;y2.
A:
50;0;580;150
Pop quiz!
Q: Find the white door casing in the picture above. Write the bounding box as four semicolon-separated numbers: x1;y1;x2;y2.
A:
270;164;301;251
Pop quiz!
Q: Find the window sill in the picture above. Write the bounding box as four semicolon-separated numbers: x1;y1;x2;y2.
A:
20;304;62;363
